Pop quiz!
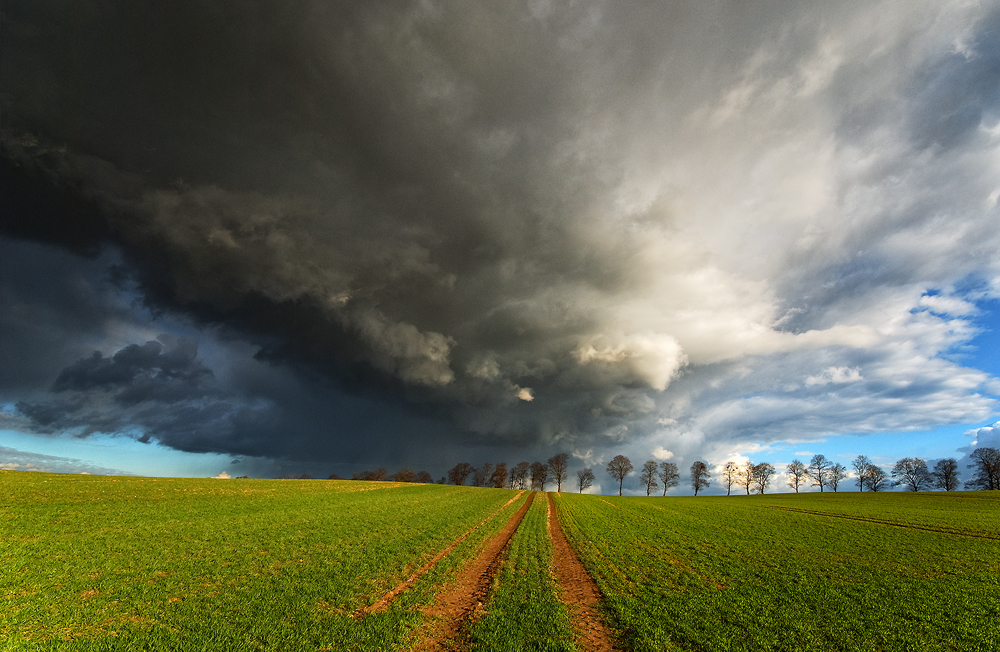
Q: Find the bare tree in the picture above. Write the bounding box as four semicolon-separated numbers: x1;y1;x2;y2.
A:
577;467;595;493
353;468;389;481
741;460;754;495
722;461;739;496
752;462;775;494
392;468;417;483
852;455;872;492
828;463;848;492
511;461;531;489
447;462;475;486
490;462;509;489
786;459;807;493
606;455;633;496
472;463;494;487
547;453;570;492
690;461;711;496
658;462;680;496
891;457;930;491
416;471;434;484
530;461;548;490
865;465;889;492
808;454;830;492
966;447;1000;490
930;458;960;491
640;460;659;496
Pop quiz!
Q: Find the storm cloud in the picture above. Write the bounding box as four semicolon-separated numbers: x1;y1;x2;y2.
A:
2;1;999;474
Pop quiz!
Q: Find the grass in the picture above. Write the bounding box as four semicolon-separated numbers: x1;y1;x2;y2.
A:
468;492;577;651
554;491;1000;651
1;471;524;650
6;470;998;651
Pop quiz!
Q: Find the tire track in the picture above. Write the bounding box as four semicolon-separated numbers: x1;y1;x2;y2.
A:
763;505;1000;540
413;491;536;651
547;493;620;652
355;490;525;617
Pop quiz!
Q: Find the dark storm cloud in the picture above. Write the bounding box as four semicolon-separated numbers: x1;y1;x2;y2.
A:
3;1;999;471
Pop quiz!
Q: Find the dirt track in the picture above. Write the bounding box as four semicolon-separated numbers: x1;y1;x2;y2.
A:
356;490;526;617
414;491;535;651
547;493;619;651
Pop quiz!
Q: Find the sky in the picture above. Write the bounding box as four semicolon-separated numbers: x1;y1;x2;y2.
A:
2;1;999;494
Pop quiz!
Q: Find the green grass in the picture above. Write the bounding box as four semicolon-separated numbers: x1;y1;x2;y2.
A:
554;491;1000;651
469;492;576;652
7;471;999;651
1;471;524;650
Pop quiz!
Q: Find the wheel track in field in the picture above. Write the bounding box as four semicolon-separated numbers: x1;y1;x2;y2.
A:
547;493;620;652
355;490;526;617
413;491;535;651
763;505;1000;540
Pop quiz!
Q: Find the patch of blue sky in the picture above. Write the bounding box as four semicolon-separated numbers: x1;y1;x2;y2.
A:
0;428;238;478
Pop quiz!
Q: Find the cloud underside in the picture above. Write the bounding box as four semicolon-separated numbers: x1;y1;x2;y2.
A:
1;1;999;467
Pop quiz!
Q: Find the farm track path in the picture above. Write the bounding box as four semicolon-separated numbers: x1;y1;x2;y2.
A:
547;493;620;652
356;490;526;617
764;505;1000;540
413;491;535;651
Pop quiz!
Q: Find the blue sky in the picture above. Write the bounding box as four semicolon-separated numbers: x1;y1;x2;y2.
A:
2;1;999;491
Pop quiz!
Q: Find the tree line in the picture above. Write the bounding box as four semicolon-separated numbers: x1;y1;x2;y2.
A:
342;446;1000;495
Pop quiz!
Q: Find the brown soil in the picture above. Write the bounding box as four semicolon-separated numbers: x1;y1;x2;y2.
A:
547;493;620;651
413;491;536;651
356;490;525;617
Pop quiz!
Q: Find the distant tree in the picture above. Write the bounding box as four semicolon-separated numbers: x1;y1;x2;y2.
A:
891;458;930;491
490;463;509;489
415;471;434;484
966;447;1000;490
472;463;494;487
722;461;739;496
327;474;343;480
930;458;960;491
752;462;775;494
786;459;807;493
741;460;754;495
577;467;595;493
511;461;531;490
808;454;830;492
640;460;659;496
437;476;447;484
606;455;633;496
828;463;848;492
865;465;889;492
658;462;680;496
690;461;711;496
530;461;548;490
548;453;570;492
852;455;872;492
393;468;417;483
235;475;250;479
353;468;388;481
447;462;475;486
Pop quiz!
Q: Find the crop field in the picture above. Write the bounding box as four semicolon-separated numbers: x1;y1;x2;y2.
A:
4;470;998;651
1;471;524;650
554;491;1000;651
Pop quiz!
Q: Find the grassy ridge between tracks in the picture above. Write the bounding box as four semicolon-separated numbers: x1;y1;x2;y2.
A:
468;492;576;651
1;471;523;651
554;491;1000;652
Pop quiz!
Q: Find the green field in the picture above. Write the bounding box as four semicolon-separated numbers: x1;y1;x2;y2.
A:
1;471;524;650
3;470;998;651
554;491;1000;651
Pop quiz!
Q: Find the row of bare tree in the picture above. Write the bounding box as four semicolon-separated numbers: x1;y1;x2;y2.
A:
345;447;999;495
600;447;1000;496
350;468;435;483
